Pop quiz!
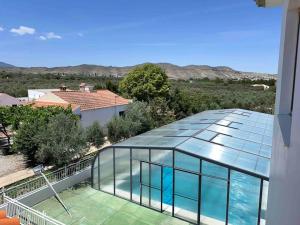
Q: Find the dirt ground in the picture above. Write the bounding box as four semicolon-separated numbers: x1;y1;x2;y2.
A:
0;154;27;178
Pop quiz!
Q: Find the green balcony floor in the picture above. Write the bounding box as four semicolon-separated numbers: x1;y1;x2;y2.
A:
33;184;192;225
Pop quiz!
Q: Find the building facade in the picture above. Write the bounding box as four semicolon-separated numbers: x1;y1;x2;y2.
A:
255;0;300;225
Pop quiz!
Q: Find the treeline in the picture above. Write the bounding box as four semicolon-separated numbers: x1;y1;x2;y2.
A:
0;71;119;97
0;64;276;165
105;64;276;143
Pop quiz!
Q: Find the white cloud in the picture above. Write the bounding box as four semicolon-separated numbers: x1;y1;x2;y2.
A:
77;32;83;37
46;32;62;39
0;27;4;32
39;35;47;40
39;32;62;40
10;26;35;35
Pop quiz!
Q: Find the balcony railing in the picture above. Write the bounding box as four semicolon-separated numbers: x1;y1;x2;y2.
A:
4;195;66;225
0;154;94;204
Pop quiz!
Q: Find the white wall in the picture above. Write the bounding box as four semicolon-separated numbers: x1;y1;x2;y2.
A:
28;90;46;101
80;105;127;128
267;1;300;225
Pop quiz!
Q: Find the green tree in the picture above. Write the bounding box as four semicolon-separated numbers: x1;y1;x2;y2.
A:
119;64;170;102
107;116;132;143
86;122;105;148
169;88;191;119
13;113;87;166
124;101;154;134
37;113;87;166
13;119;45;165
107;101;155;143
149;97;175;127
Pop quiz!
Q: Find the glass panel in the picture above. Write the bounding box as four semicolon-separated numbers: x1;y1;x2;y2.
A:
201;161;227;224
175;151;200;173
260;181;269;225
131;148;149;202
174;195;198;223
195;130;217;141
115;148;130;199
150;164;162;210
174;170;198;223
141;162;150;206
151;149;173;166
141;186;150;206
99;148;114;193
151;188;161;210
163;167;173;210
229;171;261;225
217;120;231;126
92;156;99;190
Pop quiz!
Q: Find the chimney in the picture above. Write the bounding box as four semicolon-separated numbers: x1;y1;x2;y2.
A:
79;83;94;92
79;83;86;92
59;84;67;92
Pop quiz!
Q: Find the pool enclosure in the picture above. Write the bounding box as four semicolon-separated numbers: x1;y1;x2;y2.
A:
92;109;273;225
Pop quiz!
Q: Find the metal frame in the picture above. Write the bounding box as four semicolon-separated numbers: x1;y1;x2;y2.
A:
91;146;269;225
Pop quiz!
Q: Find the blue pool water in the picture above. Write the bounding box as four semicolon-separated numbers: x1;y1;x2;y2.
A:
119;162;261;225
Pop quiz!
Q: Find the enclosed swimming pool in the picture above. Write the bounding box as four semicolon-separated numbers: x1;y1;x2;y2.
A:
92;109;272;225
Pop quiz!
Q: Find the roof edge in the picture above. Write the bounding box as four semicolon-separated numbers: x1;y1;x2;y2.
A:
256;0;283;7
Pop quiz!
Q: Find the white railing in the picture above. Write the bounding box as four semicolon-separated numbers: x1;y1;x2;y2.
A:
4;196;66;225
0;154;94;204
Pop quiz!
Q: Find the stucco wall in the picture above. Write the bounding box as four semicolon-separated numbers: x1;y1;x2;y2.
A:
80;105;127;128
266;1;300;225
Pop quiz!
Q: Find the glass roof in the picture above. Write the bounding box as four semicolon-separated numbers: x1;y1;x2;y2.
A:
113;109;274;178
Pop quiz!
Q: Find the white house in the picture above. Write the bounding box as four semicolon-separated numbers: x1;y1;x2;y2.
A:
31;87;129;127
28;89;61;101
0;93;21;106
254;0;300;225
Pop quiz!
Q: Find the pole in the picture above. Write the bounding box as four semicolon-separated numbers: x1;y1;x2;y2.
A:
40;173;72;216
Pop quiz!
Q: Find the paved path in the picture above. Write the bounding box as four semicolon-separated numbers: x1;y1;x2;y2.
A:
0;141;112;188
0;168;34;188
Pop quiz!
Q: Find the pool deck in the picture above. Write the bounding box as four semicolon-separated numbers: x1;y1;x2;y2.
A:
33;185;194;225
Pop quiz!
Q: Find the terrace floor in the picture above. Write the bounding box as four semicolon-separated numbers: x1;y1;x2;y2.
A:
33;184;192;225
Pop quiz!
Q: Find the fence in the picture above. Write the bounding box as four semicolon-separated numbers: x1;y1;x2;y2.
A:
0;154;94;204
4;195;66;225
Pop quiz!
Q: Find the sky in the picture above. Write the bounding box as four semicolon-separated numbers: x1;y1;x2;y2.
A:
0;0;282;73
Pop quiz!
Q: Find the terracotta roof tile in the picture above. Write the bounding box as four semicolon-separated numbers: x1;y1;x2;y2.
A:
30;101;80;111
52;90;129;111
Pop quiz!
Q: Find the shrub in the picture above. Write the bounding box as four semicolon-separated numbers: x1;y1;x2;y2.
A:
86;122;105;148
13;113;87;166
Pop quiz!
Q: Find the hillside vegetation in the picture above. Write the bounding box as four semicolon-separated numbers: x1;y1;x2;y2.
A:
0;62;275;80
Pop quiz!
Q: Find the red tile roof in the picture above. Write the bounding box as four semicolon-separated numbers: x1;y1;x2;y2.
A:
30;101;80;111
52;90;129;111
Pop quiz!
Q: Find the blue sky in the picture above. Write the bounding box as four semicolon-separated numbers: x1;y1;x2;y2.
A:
0;0;282;73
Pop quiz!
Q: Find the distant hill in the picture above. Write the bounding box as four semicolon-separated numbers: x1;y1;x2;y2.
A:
0;62;15;68
0;62;276;80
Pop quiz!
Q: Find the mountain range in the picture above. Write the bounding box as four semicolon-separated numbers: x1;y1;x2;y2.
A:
0;62;276;80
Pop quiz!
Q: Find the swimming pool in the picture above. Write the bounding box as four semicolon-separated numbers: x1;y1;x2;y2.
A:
119;161;262;225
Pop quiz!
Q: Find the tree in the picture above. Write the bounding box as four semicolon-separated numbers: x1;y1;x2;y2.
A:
107;101;155;143
119;64;170;102
124;101;154;134
86;122;105;148
13;113;87;166
13;119;45;165
169;88;191;119
107;116;132;143
37;113;87;166
149;98;175;127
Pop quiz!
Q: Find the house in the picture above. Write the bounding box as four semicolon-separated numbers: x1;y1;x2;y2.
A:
0;93;21;106
31;86;129;127
28;89;61;101
251;84;270;90
255;1;300;225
